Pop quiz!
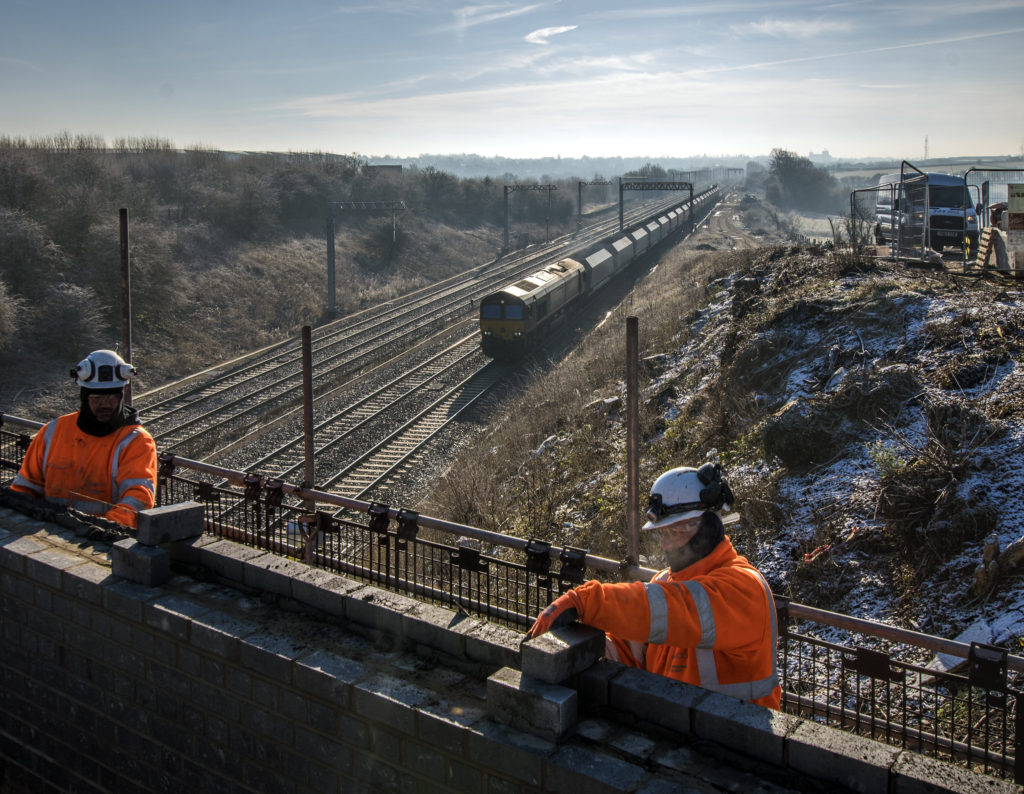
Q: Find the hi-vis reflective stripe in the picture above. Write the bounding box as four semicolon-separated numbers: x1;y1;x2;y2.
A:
111;429;147;502
40;420;57;472
11;473;43;495
11;421;57;495
645;583;670;644
643;569;780;702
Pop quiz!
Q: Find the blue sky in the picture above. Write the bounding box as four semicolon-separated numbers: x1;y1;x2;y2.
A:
2;0;1023;160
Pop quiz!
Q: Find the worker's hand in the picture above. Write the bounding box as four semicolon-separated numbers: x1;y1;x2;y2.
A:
525;589;583;639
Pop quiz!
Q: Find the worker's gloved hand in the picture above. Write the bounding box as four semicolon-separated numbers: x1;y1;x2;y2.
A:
526;589;583;639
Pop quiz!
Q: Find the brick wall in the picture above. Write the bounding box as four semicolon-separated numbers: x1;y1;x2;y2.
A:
0;506;1013;794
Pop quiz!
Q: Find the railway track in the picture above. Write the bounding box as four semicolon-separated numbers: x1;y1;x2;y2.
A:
218;332;486;487
138;195;697;455
322;359;507;503
135;192;715;505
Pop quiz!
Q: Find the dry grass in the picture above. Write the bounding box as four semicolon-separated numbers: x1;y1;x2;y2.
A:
425;245;764;557
0;217;499;419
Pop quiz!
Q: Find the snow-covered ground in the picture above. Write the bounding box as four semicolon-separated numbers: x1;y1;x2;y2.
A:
640;247;1024;660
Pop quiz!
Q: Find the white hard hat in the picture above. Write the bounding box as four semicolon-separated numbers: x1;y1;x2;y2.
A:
642;463;736;531
71;349;135;389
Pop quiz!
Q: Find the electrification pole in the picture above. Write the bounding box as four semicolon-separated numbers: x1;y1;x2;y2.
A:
503;184;556;251
325;200;406;315
619;181;694;231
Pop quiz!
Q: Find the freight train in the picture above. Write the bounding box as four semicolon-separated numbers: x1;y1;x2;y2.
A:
479;186;720;358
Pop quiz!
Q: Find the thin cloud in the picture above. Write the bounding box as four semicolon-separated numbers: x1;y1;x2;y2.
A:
0;56;43;72
525;25;577;44
447;3;549;34
684;25;1024;76
732;18;853;37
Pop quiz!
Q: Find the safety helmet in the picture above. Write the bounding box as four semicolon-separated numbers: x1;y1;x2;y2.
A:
70;349;135;389
642;463;736;531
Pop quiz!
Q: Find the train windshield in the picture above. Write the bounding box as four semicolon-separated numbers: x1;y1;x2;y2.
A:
505;305;524;320
481;304;501;319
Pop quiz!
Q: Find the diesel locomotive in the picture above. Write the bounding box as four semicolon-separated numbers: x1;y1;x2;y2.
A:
480;186;720;358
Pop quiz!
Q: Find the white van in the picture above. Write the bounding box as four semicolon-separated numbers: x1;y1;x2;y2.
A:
874;172;980;251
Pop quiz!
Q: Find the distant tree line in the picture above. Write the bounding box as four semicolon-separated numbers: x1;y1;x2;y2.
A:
761;148;847;212
0;134;617;387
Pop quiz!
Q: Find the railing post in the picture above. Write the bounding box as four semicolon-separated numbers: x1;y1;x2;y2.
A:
1016;690;1023;784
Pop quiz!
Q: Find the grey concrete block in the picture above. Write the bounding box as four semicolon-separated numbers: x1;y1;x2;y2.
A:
521;623;605;684
890;749;1021;794
136;501;204;545
486;666;577;743
24;547;86;588
239;628;314;680
163;531;220;565
352;673;433;736
0;533;48;573
546;743;648;794
463;619;521;670
400;601;470;661
144;594;213;640
690;690;800;767
294;648;367;706
574;659;623;707
241;551;308;598
465;718;553;786
345;585;419;636
787;718;901;794
111;538;170;586
189;609;260;660
415;701;483;755
608;666;706;736
102;577;161;622
62;560;112;603
195;538;267;583
291;567;361;619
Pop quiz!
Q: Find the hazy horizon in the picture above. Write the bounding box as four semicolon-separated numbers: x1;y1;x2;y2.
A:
4;1;1023;161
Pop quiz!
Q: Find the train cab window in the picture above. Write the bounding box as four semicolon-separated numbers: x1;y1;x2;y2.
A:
505;305;524;320
481;304;501;319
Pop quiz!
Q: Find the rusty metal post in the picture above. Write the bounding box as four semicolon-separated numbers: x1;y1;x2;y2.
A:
301;326;315;510
119;208;133;405
325;203;336;315
626;316;640;569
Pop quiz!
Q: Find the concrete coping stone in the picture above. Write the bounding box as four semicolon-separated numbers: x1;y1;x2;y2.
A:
136;501;204;545
521;622;605;683
486;666;578;743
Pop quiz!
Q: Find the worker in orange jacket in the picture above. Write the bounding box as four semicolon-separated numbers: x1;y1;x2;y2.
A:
11;350;157;529
526;463;781;710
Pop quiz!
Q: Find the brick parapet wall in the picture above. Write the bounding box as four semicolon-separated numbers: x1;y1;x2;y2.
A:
0;507;1013;793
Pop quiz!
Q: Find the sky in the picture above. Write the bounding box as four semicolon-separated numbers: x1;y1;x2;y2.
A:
2;0;1024;162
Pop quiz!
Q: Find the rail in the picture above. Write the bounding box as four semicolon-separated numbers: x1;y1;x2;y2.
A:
0;416;1020;782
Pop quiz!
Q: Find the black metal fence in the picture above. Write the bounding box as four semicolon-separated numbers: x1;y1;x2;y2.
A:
1;420;1020;782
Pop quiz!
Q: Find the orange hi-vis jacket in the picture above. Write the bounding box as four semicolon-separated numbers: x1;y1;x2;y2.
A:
574;537;781;710
11;411;157;528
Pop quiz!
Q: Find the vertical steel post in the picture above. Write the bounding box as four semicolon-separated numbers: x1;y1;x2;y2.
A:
545;187;551;243
119;208;133;405
626;316;640;568
301;326;315;512
619;181;625;231
325;203;336;315
503;186;510;251
1015;690;1023;784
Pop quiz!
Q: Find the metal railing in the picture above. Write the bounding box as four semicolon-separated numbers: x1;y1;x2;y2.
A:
1;416;1020;782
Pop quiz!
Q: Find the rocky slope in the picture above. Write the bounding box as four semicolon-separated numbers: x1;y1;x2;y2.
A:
428;193;1024;661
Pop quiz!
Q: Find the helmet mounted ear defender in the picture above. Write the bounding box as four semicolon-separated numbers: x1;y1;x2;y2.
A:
71;350;135;389
643;463;737;531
